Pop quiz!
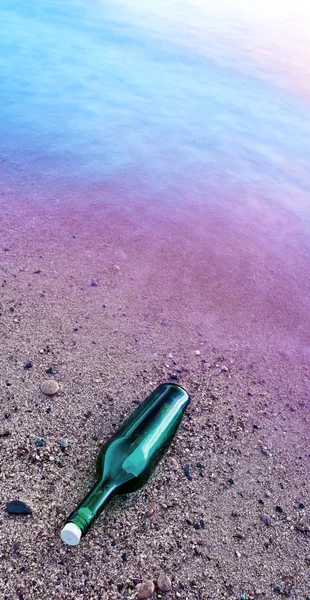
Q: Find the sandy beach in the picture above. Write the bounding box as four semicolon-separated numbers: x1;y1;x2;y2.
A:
1;181;309;600
1;0;310;598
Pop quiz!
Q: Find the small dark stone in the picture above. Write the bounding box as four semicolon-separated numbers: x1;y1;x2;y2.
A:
279;483;284;489
13;543;19;551
7;501;32;515
85;410;92;419
45;367;53;375
72;235;77;239
193;523;201;530
258;499;264;505
92;435;98;441
34;439;46;447
183;466;192;481
169;374;179;381
9;307;14;312
23;361;32;369
121;552;127;562
46;407;51;414
275;505;283;513
200;519;205;528
227;478;235;485
253;424;258;430
299;503;305;509
91;279;98;286
274;584;281;592
226;584;233;596
0;430;11;438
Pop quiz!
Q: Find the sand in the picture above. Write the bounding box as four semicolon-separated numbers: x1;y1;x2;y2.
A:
0;187;309;600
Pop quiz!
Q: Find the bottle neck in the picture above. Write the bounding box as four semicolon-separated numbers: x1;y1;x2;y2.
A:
67;479;116;536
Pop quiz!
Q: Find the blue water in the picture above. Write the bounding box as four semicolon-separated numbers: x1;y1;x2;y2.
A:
1;0;310;223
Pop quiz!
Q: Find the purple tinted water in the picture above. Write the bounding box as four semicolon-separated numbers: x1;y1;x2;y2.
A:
0;0;309;361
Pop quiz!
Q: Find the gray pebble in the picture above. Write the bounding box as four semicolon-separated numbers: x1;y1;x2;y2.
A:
60;438;68;449
40;380;59;396
135;580;155;599
157;574;172;592
261;514;271;526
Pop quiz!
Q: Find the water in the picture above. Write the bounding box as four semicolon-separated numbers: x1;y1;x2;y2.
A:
0;0;309;359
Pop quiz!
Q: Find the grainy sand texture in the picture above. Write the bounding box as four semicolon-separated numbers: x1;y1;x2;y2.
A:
0;182;309;600
1;1;310;598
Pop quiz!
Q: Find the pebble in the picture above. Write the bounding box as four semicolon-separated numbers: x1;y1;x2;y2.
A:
157;574;172;592
0;430;11;438
220;365;229;372
60;438;68;449
194;350;201;356
7;501;32;515
262;449;270;456
34;438;46;447
135;580;155;599
91;279;99;286
40;380;59;396
261;514;271;526
183;465;192;481
295;521;310;533
23;360;33;369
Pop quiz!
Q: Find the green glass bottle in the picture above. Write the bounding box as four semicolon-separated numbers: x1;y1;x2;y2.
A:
61;382;190;545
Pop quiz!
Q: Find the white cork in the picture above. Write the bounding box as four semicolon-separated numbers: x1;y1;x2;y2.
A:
61;522;82;546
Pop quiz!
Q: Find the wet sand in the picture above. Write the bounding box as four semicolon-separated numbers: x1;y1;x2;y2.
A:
0;177;309;600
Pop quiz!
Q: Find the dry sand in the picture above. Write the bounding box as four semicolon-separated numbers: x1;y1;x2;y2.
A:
0;188;309;600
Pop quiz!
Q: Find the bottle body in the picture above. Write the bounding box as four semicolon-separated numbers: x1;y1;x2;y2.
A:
61;383;190;544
